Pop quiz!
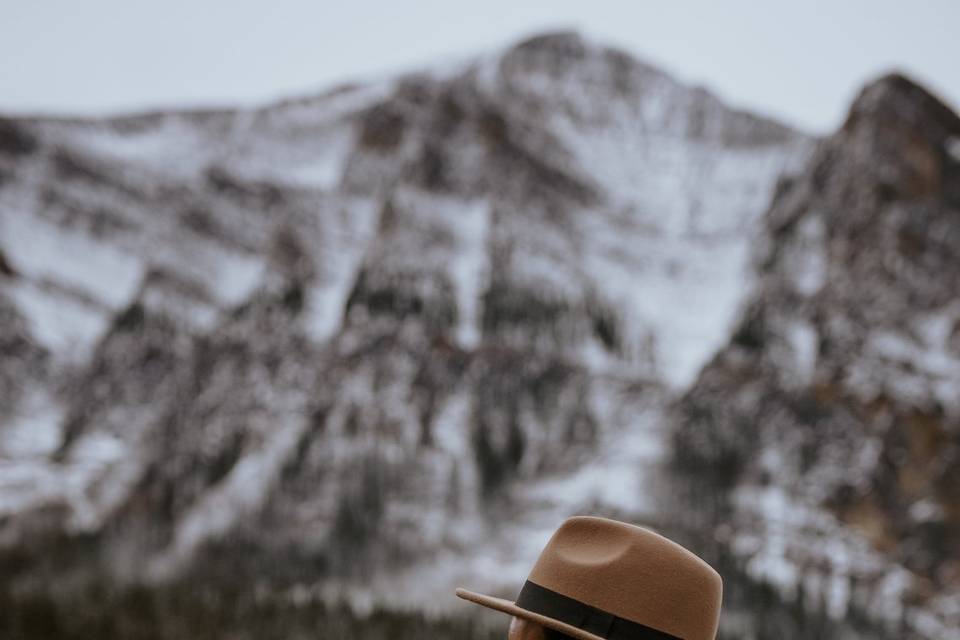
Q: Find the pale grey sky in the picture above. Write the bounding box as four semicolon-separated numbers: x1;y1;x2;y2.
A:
1;0;957;133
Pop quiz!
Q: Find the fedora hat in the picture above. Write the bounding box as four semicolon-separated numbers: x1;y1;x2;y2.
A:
456;516;722;640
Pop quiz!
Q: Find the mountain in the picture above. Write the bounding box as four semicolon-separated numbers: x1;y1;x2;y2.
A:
0;30;956;639
671;73;960;638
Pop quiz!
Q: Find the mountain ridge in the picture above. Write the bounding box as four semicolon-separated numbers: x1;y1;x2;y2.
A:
2;30;956;639
671;67;960;638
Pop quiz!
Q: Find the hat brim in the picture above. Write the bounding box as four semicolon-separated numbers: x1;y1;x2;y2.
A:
455;587;604;640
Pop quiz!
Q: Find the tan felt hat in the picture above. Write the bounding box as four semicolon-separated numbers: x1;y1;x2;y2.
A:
456;516;722;640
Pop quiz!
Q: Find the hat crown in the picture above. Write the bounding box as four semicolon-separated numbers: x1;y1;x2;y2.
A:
526;517;722;640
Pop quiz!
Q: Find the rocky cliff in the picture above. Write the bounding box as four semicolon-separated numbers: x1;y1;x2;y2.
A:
672;73;960;638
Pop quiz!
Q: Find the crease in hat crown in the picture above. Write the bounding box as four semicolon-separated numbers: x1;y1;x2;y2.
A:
456;516;723;640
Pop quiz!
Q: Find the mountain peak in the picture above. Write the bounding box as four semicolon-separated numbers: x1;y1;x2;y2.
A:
508;30;588;56
844;71;960;140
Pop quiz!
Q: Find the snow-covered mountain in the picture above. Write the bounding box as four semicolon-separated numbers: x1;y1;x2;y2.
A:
0;31;955;639
672;73;960;639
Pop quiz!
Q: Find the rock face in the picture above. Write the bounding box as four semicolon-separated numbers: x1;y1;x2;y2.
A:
672;74;960;638
1;31;956;639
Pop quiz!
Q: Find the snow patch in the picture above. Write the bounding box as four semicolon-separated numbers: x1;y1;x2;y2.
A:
522;412;665;515
789;213;828;296
305;198;380;342
0;390;63;459
67;116;218;178
446;199;490;348
733;483;960;637
909;499;945;523
212;250;266;306
2;212;143;309
6;281;110;359
786;320;818;384
0;403;128;524
584;226;754;388
155;242;266;309
947;136;960;162
266;78;397;127
283;132;352;190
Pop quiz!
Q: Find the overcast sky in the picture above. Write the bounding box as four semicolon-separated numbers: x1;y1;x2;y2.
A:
2;1;957;133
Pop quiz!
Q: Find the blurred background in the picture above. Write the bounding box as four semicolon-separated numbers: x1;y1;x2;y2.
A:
1;2;959;639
